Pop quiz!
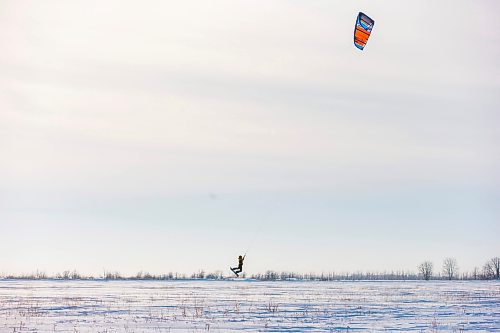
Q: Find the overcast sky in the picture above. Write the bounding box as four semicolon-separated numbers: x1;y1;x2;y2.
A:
1;1;499;276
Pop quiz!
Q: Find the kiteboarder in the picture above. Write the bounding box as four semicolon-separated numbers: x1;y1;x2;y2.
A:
230;255;245;277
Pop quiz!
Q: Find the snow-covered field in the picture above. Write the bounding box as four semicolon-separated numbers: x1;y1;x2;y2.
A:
0;279;498;332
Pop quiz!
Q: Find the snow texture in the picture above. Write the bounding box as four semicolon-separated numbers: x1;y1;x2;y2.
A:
0;280;499;332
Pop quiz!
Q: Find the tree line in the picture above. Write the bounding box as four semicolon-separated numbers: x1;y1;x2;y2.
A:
418;257;500;281
253;257;500;281
1;257;498;281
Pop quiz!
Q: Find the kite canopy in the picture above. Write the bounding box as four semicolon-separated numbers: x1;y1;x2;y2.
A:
354;12;374;50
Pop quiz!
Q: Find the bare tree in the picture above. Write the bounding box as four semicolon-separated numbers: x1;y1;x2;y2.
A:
483;261;494;279
418;261;433;281
490;257;500;279
442;258;458;280
472;267;479;280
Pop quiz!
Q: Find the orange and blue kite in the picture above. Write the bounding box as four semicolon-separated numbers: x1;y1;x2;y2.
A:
354;12;374;50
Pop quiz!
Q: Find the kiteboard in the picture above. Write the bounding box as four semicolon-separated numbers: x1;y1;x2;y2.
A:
230;267;239;277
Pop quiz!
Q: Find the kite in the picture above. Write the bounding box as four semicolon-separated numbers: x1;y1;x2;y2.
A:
354;12;375;50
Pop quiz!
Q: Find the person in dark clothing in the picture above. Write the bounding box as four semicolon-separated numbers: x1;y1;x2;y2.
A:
230;255;245;277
